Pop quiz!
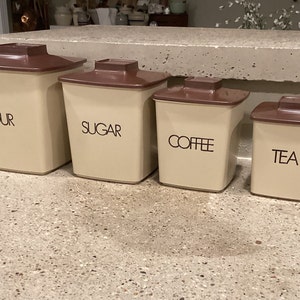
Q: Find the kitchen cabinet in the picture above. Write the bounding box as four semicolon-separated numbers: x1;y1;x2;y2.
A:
148;13;188;27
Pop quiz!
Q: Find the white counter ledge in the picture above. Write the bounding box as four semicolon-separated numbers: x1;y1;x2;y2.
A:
1;26;300;82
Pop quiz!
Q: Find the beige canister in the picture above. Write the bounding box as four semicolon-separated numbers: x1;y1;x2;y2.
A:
153;77;249;191
59;59;170;183
251;96;300;200
0;43;86;174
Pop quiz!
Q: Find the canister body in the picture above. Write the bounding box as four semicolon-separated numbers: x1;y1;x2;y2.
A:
155;100;245;191
62;82;167;183
251;121;300;200
0;68;81;174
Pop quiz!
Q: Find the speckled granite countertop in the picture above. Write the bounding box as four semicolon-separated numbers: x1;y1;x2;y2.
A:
0;137;299;299
1;26;300;81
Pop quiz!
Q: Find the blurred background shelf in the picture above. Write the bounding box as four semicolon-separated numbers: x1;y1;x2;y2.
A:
149;12;188;27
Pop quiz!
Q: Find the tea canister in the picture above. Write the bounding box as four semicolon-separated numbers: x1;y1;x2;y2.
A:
251;96;300;201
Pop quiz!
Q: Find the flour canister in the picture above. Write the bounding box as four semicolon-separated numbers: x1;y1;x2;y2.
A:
59;59;170;183
0;43;86;174
153;77;249;191
251;96;300;201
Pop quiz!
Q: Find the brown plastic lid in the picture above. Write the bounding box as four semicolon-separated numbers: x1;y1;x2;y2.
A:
59;59;170;88
0;43;86;72
153;77;249;105
251;96;300;125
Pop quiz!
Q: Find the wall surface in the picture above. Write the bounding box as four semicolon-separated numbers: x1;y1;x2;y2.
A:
187;0;300;29
0;0;10;34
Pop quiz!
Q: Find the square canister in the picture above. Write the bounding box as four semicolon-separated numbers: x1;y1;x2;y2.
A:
0;43;86;174
153;77;249;191
251;96;300;201
59;59;170;183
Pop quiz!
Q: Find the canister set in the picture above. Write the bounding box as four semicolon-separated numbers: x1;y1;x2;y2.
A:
0;43;299;201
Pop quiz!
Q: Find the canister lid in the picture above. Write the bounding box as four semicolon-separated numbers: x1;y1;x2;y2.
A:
251;96;300;124
59;59;170;88
0;43;86;72
153;77;249;105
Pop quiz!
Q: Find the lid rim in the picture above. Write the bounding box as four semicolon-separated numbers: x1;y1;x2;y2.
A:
0;60;86;72
251;117;300;125
60;77;169;88
153;84;250;106
153;96;247;106
59;59;170;88
251;100;300;125
0;43;86;72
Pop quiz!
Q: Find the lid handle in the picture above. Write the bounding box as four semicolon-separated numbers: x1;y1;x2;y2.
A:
0;43;48;56
95;59;139;72
278;96;300;112
184;77;223;90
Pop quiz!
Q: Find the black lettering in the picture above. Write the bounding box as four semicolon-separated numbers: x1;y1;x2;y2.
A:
169;135;179;148
7;113;14;126
81;120;122;137
190;137;214;152
106;124;116;136
190;137;200;150
178;136;191;149
95;123;107;136
287;151;299;166
0;113;15;126
168;134;214;152
272;149;280;163
279;150;288;164
204;138;214;152
0;113;5;125
273;149;299;165
115;124;122;137
82;121;89;134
